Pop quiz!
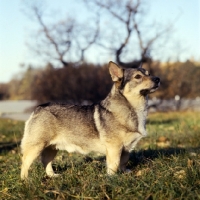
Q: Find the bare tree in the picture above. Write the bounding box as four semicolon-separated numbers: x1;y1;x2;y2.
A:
84;0;172;68
25;3;99;67
32;6;73;67
24;0;173;68
76;17;100;63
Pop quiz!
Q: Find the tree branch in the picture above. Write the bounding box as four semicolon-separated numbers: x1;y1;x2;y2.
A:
33;6;69;67
79;16;100;62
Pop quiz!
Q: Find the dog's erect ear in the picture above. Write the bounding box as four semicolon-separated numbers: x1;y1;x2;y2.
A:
138;62;143;68
108;61;123;82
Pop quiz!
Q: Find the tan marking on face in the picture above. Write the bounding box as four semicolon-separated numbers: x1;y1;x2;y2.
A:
145;70;149;75
123;73;156;99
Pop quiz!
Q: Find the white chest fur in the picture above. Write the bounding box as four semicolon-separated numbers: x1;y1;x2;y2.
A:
129;96;148;136
135;107;147;136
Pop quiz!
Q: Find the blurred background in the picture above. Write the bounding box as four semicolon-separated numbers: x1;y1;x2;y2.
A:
0;0;200;120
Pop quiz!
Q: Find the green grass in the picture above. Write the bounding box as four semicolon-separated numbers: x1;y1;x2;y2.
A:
0;112;200;199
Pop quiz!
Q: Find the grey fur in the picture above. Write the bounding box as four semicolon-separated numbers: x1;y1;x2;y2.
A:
20;61;160;179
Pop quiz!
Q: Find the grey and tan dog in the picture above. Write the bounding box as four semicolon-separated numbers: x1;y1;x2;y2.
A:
20;61;160;179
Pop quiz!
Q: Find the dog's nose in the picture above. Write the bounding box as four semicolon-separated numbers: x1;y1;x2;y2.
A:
152;77;160;84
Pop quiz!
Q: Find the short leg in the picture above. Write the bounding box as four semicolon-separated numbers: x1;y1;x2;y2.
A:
21;146;43;180
41;146;58;177
120;150;130;172
106;146;122;175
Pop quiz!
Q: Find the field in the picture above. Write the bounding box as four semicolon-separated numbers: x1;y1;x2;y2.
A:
0;112;200;199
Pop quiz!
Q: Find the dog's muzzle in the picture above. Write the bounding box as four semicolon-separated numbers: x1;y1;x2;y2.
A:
140;76;160;96
151;77;160;89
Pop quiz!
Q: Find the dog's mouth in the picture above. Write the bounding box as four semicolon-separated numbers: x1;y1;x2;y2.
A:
151;81;160;91
152;82;160;90
140;82;160;96
151;77;160;91
140;89;151;96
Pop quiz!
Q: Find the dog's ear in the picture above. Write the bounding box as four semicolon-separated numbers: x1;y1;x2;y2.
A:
108;61;123;82
138;62;143;68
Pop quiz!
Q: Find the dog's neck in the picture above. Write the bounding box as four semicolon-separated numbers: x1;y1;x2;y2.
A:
121;89;148;136
103;85;148;136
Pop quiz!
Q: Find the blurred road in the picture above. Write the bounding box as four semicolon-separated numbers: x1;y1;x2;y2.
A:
0;100;37;121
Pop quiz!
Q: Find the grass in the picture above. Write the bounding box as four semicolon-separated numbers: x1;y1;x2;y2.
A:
0;112;200;199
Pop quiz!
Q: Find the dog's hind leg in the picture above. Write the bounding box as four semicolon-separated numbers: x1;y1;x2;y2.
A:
41;146;58;177
21;144;44;180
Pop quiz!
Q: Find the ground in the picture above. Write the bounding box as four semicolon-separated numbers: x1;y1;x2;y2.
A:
0;112;200;199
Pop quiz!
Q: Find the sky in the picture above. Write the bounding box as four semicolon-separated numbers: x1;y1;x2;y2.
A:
0;0;200;83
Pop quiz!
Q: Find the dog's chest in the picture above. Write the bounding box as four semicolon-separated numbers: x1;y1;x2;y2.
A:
124;95;148;136
123;108;147;151
135;108;147;136
127;100;147;136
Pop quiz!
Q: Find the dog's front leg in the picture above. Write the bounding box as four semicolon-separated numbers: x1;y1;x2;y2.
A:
106;145;122;175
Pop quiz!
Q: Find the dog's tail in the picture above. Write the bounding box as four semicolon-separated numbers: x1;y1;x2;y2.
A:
20;112;35;154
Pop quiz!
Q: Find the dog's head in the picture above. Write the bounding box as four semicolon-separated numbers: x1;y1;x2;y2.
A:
108;61;160;97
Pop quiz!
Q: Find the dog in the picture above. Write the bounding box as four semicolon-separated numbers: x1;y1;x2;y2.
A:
20;61;160;179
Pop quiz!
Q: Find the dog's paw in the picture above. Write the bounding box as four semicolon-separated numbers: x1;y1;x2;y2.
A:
47;173;60;178
124;169;132;174
53;173;60;178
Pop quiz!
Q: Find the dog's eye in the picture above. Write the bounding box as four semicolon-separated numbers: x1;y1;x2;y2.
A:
134;74;142;79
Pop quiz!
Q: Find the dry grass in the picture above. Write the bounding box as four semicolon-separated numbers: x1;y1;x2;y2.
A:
0;112;200;199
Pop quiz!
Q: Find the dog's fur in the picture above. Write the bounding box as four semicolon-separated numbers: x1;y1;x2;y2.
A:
20;61;160;179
